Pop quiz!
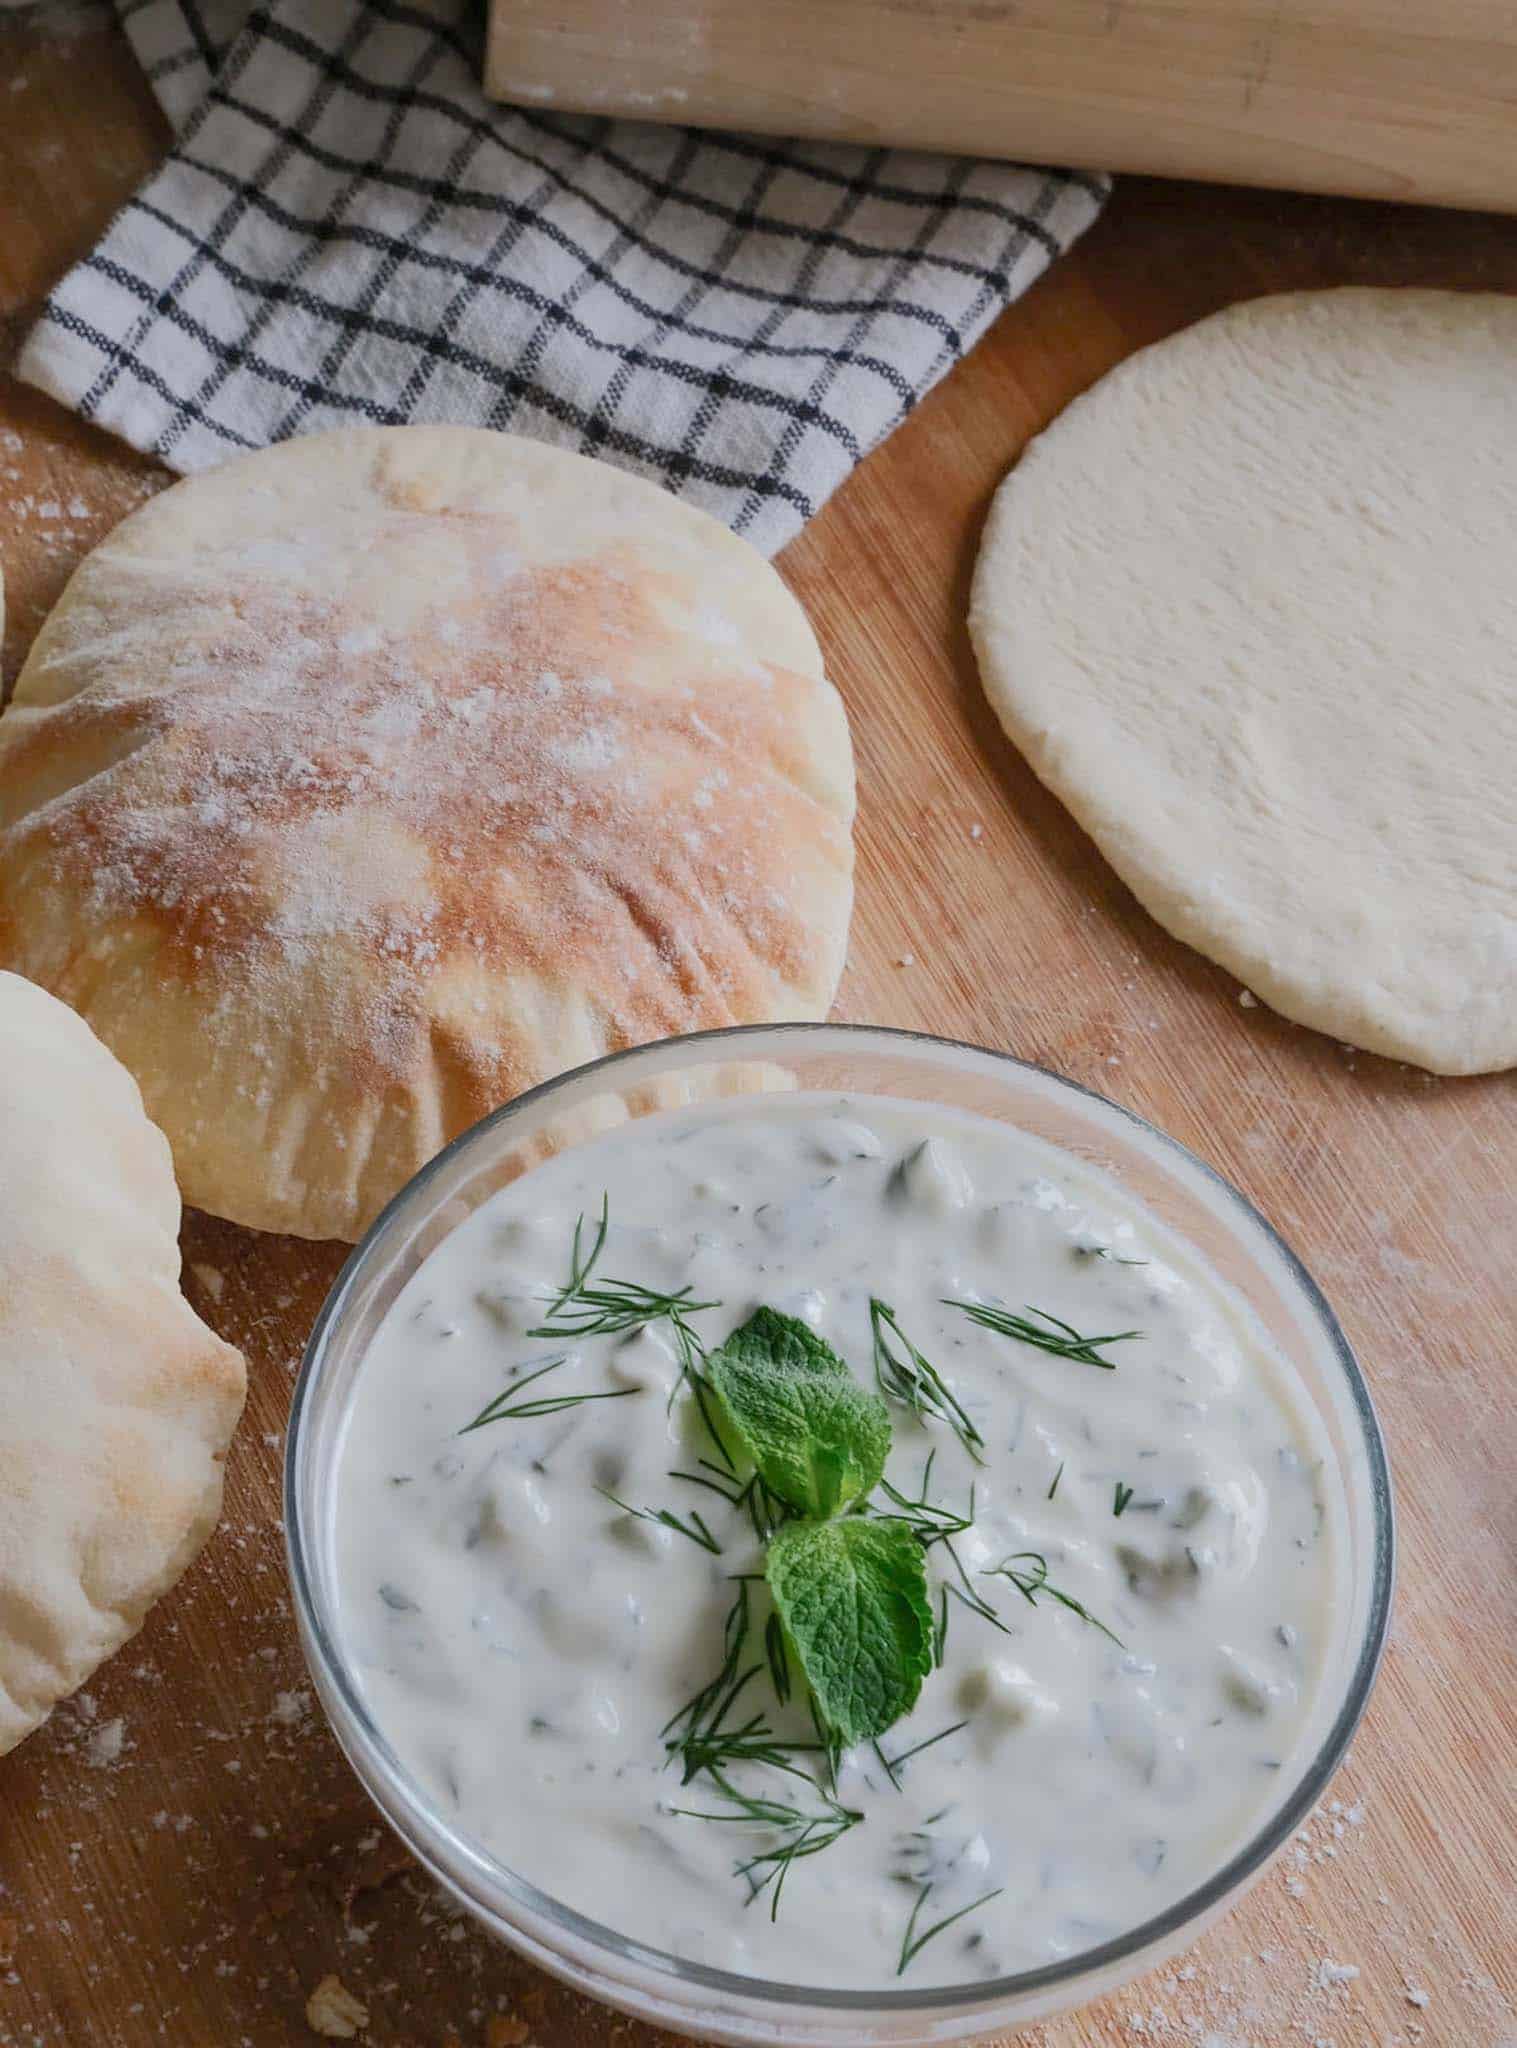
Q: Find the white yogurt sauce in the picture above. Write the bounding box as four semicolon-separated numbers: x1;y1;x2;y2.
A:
331;1095;1340;1989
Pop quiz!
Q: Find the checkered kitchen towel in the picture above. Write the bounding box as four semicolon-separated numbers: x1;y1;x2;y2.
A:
18;1;1107;553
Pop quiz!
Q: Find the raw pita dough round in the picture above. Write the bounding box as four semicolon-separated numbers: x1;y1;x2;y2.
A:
0;971;245;1754
971;288;1517;1076
0;428;855;1238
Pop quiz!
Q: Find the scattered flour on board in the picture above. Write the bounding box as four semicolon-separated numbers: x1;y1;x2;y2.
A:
191;1262;226;1302
305;1973;369;2038
1314;1958;1361;1990
83;1717;125;1769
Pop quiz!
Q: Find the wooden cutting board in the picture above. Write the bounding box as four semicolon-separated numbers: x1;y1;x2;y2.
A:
1;15;1515;2048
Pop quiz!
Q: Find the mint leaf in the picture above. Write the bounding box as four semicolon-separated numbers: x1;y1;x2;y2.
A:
714;1306;851;1383
766;1517;934;1746
706;1308;890;1519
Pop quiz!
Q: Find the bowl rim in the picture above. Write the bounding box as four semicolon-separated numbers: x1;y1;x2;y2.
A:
285;1019;1396;2016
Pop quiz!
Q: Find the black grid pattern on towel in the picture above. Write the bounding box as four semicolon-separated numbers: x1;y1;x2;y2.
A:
21;0;1108;553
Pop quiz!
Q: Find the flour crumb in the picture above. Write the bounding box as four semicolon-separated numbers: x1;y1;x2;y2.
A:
1405;1984;1431;2009
1314;1958;1360;1990
969;822;983;841
84;1717;125;1768
1238;988;1258;1007
896;952;915;968
191;1262;226;1302
306;1974;369;2038
272;1688;311;1727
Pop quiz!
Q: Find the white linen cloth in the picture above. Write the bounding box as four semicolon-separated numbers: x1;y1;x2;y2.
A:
18;0;1107;551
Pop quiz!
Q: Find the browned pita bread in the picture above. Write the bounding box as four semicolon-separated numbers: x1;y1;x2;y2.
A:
0;429;854;1238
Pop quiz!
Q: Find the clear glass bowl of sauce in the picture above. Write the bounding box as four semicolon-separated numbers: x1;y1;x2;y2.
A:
286;1023;1393;2046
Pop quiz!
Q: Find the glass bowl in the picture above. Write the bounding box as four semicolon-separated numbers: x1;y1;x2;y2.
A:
285;1023;1394;2046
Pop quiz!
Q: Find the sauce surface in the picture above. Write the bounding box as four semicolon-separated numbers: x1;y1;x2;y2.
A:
331;1095;1339;1989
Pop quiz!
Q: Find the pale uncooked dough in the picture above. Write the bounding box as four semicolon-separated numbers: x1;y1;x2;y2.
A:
971;289;1517;1076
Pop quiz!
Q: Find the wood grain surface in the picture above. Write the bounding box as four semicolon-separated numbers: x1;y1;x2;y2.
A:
2;13;1514;2048
484;0;1517;214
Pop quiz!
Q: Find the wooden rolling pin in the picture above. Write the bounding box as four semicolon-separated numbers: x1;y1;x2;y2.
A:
485;0;1517;214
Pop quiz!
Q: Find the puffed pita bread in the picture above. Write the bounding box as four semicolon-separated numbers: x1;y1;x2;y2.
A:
0;429;855;1239
971;289;1517;1075
0;971;245;1754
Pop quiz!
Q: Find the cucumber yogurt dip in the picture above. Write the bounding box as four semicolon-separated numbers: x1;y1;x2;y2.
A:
332;1093;1342;1989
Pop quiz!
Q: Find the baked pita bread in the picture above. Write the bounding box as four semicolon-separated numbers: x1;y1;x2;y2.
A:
0;429;854;1239
0;971;245;1754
